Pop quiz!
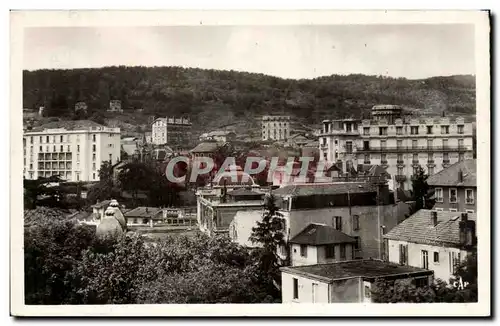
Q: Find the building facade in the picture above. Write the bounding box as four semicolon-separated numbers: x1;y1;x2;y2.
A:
384;210;476;282
427;159;476;213
151;117;192;146
319;106;474;190
23;120;121;182
262;115;291;141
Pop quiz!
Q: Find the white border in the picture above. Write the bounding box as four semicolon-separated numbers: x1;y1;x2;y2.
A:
10;10;491;317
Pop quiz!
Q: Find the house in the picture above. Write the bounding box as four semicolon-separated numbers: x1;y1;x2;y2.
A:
288;133;310;148
383;209;476;282
108;100;123;112
162;207;197;226
190;141;221;158
199;130;237;143
124;207;163;227
426;159;476;213
280;259;433;303
289;223;357;266
229;210;265;247
272;181;409;260
151;117;192;146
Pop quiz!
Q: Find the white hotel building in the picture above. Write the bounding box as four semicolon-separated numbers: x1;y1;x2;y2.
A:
23;120;121;182
319;105;474;190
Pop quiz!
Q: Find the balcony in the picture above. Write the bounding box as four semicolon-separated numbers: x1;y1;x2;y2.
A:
355;145;470;153
397;160;404;164
395;175;407;182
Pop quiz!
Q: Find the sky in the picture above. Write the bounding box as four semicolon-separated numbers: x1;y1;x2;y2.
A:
23;24;475;79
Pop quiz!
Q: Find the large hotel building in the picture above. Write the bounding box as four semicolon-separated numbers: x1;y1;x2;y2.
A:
319;105;474;190
151;117;192;146
23;120;121;182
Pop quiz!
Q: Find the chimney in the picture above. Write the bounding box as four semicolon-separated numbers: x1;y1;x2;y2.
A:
431;211;438;226
458;170;464;183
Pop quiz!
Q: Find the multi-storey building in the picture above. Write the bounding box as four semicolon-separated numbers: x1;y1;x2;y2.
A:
319;105;474;190
261;115;291;141
23;120;121;182
427;159;476;213
151;117;192;146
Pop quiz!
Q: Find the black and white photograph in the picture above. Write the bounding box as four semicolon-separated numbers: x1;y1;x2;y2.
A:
9;10;491;317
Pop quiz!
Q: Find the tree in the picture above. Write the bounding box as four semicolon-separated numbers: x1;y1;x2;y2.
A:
249;194;287;288
86;162;120;205
409;166;435;214
117;162;154;205
24;175;68;209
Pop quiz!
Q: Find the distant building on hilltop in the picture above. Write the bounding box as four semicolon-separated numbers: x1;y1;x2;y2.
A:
108;100;123;113
262;115;291;141
151;117;192;146
23;120;121;182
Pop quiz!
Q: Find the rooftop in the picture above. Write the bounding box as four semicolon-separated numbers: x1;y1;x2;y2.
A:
272;182;378;197
427;159;476;187
383;209;477;247
281;260;432;283
124;207;163;218
91;200;112;209
290;223;356;245
190;141;220;153
227;188;264;197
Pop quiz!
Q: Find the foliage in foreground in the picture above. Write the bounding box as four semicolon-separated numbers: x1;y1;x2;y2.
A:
24;218;280;304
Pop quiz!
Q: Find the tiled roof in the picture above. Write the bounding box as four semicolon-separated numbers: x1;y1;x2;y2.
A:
30;120;106;132
383;209;477;247
290;223;356;245
280;259;432;282
124;207;163;218
91;200;112;209
190;141;220;153
427;159;476;187
272;182;377;197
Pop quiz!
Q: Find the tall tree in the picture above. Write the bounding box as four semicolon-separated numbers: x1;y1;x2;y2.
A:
409;166;435;214
249;194;287;288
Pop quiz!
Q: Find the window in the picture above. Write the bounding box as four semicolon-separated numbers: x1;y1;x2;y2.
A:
322;138;327;146
443;152;449;163
109;154;112;161
380;140;387;149
93;173;96;179
457;125;464;134
60;145;63;152
412;139;417;149
53;146;56;152
340;244;346;259
426;126;433;134
77;145;80;152
427;153;433;162
466;189;474;204
459;153;464;161
29;163;33;170
399;244;408;265
93;153;96;161
39;146;43;152
410;126;419;135
46;136;49;143
428;166;434;175
421;250;429;269
397;140;403;149
363;140;370;150
353;215;360;230
93;163;96;170
435;207;444;211
334;216;342;231
60;135;63;142
458;139;464;149
93;145;96;152
413;153;418;163
450;208;458;212
397;166;404;175
466;209;475;213
345;141;353;154
300;244;307;257
397;154;403;163
449;188;458;203
39;136;42;143
435;188;443;202
379;127;388;136
353;236;361;251
325;245;335;259
92;134;96;142
363;127;370;135
450;252;461;274
364;154;370;164
433;252;440;263
441;125;450;134
381;153;387;164
427;139;433;149
396;126;403;135
293;278;299;300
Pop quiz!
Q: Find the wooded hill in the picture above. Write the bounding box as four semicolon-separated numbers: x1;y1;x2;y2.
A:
23;66;476;132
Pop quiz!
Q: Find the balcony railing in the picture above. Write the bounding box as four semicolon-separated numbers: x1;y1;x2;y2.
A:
356;145;470;153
